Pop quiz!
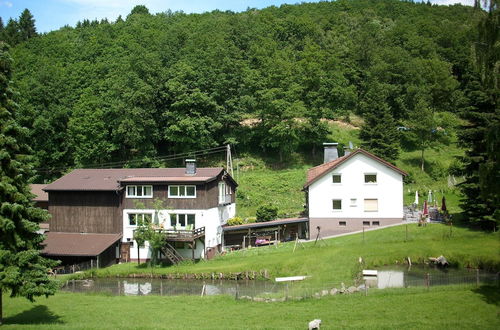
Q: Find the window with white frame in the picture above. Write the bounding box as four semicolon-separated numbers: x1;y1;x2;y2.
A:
218;182;226;199
168;185;196;198
169;213;195;229
332;199;342;210
128;213;152;226
364;173;377;183
126;185;153;198
332;174;342;183
364;199;378;212
218;181;231;203
350;198;357;207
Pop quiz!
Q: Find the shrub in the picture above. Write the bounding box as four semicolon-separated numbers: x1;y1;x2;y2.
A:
256;204;278;222
227;216;244;226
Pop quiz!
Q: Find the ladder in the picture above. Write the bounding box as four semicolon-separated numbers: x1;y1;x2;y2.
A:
161;242;184;264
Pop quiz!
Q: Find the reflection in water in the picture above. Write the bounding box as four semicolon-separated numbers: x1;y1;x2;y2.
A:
62;278;278;297
373;266;498;289
377;271;404;289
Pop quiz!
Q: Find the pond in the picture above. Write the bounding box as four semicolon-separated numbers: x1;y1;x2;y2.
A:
61;278;283;297
370;266;499;289
61;267;499;297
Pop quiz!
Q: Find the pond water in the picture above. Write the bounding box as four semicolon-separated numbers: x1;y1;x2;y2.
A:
61;267;499;297
370;266;499;289
61;278;283;297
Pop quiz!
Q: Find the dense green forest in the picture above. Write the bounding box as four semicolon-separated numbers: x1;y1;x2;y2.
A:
1;0;498;227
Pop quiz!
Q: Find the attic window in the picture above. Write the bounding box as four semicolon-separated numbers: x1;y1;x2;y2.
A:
364;174;377;183
332;174;341;183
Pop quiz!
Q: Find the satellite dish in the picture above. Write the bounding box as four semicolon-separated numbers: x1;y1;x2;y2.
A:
349;141;354;149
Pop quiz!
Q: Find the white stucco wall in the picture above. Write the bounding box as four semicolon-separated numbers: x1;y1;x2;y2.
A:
308;153;404;219
122;203;235;260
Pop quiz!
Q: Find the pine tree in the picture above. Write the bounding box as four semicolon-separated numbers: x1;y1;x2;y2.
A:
359;83;400;163
360;104;400;163
0;42;58;324
458;0;499;230
3;18;20;46
18;9;37;41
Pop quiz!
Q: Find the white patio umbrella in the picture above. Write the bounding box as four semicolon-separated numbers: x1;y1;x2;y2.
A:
414;191;419;206
428;190;433;204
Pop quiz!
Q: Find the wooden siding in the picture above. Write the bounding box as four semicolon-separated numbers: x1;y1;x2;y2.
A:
49;191;121;233
121;173;236;210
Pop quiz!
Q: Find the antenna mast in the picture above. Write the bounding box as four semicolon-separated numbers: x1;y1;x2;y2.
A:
226;144;234;177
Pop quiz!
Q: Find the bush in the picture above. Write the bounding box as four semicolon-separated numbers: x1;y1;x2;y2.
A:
256;204;278;222
227;216;244;226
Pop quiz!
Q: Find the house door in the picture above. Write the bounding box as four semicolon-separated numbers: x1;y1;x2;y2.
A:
120;243;130;262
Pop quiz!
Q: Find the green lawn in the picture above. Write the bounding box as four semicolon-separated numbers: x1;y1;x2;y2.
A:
3;285;499;329
80;224;500;283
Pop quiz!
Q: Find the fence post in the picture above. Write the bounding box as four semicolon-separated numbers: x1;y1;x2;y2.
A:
405;224;408;242
425;273;430;289
365;280;368;296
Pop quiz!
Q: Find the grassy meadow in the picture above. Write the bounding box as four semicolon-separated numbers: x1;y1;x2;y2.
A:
2;285;499;329
79;224;499;283
4;225;499;329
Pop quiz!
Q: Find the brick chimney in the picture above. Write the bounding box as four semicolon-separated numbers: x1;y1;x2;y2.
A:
185;159;196;175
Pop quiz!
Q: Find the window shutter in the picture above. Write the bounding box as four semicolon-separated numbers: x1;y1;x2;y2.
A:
364;199;378;212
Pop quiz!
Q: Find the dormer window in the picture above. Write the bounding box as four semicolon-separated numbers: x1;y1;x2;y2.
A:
168;185;196;198
126;185;153;198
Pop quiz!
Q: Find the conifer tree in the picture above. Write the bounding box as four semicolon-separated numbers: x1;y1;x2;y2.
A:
18;9;37;41
360;105;400;163
359;83;400;163
459;0;499;230
2;18;20;46
0;42;57;325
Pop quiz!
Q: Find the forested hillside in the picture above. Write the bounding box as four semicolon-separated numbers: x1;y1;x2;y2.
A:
6;0;481;180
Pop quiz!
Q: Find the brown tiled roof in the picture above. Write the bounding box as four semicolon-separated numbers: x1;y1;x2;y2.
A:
304;149;408;189
30;184;48;201
42;232;122;256
223;217;308;232
43;168;226;191
119;176;215;183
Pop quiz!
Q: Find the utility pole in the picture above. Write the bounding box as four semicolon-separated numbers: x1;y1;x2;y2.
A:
226;144;234;178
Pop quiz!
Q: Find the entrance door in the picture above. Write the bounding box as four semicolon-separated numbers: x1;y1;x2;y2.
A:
120;243;130;262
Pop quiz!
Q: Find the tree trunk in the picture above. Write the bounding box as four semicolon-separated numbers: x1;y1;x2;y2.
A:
421;148;425;172
137;245;140;265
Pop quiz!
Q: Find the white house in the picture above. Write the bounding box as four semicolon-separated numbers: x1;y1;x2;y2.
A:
304;144;407;237
120;162;237;261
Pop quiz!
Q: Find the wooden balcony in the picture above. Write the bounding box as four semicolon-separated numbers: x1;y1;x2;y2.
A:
156;226;205;242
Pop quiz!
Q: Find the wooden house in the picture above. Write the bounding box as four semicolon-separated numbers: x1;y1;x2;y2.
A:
41;160;237;266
